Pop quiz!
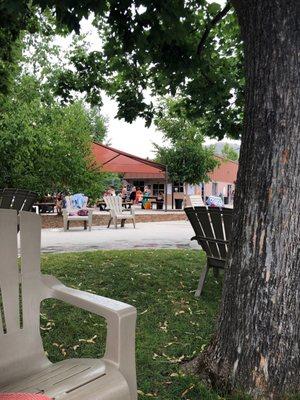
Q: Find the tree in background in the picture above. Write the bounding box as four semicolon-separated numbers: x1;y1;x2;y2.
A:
0;74;108;201
0;1;299;397
154;99;218;187
221;143;239;161
0;16;110;201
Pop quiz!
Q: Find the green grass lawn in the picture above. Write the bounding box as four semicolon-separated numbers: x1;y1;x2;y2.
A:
40;249;230;399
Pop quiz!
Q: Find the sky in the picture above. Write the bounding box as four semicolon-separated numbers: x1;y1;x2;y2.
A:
55;0;237;159
78;18;164;158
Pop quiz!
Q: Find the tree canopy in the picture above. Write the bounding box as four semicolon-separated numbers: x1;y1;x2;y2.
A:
154;98;218;184
221;143;238;161
0;74;108;200
0;0;243;140
0;15;111;200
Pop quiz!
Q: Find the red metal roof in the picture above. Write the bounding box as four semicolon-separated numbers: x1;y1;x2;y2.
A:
92;142;166;178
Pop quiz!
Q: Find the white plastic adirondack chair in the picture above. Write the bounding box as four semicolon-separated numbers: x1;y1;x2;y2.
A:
0;209;137;400
104;197;135;229
189;195;205;207
63;195;93;231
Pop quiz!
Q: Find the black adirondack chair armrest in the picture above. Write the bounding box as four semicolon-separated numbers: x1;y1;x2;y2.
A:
193;235;229;245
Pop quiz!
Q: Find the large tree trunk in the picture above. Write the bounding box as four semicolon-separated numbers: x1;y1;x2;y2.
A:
195;1;300;398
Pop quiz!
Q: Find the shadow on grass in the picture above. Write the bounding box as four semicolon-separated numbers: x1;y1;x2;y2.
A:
40;249;253;400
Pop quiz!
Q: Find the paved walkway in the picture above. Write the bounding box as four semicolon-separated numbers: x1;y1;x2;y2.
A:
41;220;199;253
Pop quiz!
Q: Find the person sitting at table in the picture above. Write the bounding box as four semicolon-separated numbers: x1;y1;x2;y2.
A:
104;186;116;196
55;192;63;215
109;186;116;196
121;185;127;200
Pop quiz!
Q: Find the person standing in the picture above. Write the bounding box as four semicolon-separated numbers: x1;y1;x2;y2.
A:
129;186;137;203
135;187;143;204
142;186;150;209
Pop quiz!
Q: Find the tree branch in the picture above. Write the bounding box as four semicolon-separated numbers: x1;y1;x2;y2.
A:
197;2;232;56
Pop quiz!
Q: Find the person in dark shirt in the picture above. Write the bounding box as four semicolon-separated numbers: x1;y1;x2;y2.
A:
129;186;136;203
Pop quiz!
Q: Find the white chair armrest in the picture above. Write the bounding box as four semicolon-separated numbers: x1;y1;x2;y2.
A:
110;208;117;217
41;275;136;383
130;207;135;216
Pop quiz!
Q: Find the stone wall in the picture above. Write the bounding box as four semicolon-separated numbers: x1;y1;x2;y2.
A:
41;212;186;229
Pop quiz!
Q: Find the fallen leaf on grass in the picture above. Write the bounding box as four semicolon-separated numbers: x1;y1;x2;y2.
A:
159;321;168;332
137;390;157;397
79;335;97;344
61;348;67;357
181;384;195;397
164;342;176;348
162;353;185;363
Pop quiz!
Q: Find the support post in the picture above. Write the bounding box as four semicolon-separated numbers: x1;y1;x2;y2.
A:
164;166;168;212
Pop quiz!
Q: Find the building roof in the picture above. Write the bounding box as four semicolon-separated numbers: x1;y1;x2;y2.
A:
92;142;238;184
92;142;166;178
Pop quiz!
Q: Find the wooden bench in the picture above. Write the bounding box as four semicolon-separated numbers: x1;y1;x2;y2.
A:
185;206;233;297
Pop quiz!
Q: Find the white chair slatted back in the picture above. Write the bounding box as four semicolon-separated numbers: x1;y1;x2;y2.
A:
19;211;42;331
0;210;47;382
104;196;123;216
189;195;204;207
0;210;19;334
64;195;72;211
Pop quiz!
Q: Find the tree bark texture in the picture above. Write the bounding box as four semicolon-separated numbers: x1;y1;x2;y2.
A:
196;1;300;398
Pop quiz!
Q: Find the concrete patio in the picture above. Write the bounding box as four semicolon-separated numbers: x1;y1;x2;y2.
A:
40;220;198;253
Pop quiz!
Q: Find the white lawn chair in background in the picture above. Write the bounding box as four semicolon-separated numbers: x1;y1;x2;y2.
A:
104;196;135;229
63;195;93;231
0;209;137;400
189;195;205;207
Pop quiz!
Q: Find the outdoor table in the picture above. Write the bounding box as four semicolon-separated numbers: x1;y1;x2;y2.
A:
97;200;132;211
33;202;56;213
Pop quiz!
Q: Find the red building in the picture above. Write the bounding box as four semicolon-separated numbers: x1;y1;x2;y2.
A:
92;142;238;206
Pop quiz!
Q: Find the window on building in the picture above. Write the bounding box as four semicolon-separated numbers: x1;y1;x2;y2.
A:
173;182;184;193
153;183;165;196
212;182;218;196
133;181;145;191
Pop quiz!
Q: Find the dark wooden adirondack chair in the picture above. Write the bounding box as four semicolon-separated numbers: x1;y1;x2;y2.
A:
0;188;37;212
185;206;233;297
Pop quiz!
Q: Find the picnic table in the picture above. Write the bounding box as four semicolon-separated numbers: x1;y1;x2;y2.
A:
33;202;56;214
97;200;133;211
144;196;164;209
